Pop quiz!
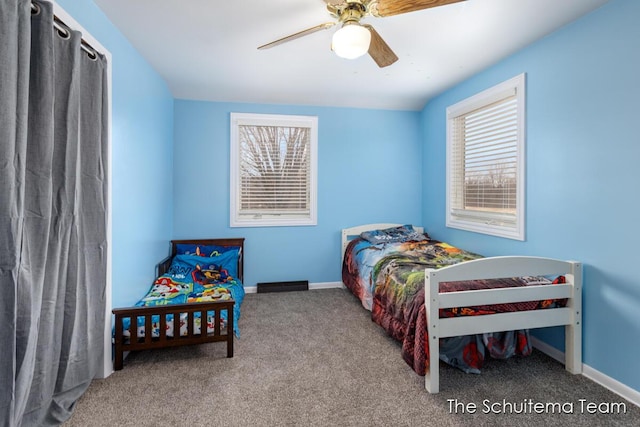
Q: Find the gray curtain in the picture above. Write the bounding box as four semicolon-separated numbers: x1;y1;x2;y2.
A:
0;1;108;425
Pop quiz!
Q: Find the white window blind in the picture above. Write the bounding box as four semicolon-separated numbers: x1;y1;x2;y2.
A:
446;74;525;240
230;113;317;227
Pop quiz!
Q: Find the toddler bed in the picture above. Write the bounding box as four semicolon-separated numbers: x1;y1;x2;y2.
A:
112;238;246;370
341;224;582;393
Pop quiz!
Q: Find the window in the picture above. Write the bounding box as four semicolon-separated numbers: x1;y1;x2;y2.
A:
230;113;318;227
446;74;525;240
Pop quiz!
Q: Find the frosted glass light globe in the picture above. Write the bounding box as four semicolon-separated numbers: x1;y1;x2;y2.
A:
331;24;371;59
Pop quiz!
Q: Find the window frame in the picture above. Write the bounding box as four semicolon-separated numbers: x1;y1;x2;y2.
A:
229;112;318;228
445;73;526;240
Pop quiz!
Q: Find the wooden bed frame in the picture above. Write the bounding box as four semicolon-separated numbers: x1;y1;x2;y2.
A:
341;224;582;393
112;238;245;371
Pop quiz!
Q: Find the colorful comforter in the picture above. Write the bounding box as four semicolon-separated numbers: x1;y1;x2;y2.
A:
122;252;245;338
342;228;565;374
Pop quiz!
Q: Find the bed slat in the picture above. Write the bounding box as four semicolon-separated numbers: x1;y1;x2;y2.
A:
437;283;572;308
438;307;573;338
159;313;167;341
429;256;576;282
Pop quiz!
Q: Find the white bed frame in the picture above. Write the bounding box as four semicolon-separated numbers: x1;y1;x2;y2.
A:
341;224;582;393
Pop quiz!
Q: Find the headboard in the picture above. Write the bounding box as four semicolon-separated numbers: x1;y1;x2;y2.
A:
341;224;425;264
157;238;245;282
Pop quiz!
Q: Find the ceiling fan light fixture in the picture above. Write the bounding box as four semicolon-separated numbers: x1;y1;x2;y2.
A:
331;23;371;59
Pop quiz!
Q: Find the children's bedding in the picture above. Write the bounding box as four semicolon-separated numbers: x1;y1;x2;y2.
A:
342;225;566;375
121;249;245;339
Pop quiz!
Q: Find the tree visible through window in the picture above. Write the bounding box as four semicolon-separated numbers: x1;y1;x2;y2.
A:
230;113;318;227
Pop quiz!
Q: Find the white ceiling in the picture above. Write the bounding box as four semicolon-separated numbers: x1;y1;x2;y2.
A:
94;0;609;111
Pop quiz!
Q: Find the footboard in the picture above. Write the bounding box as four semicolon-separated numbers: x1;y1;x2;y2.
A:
112;300;234;371
424;256;582;393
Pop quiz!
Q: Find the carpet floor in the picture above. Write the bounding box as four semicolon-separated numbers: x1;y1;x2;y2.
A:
64;288;638;426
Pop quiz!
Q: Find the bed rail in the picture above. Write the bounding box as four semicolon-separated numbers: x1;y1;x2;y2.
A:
424;256;582;393
112;300;234;371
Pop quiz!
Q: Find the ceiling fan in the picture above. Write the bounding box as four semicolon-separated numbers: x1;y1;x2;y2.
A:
258;0;465;68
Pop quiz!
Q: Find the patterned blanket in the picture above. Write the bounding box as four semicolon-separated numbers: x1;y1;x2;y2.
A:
121;252;245;338
343;233;564;374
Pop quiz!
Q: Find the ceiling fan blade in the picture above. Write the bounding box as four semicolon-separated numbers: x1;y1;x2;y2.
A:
258;22;336;50
374;0;465;17
364;25;398;68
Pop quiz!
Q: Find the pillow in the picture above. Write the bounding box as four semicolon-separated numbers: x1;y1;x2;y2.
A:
172;250;239;280
360;224;429;245
175;243;240;258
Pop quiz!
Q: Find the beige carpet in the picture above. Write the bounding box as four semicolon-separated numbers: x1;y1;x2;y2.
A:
65;288;638;426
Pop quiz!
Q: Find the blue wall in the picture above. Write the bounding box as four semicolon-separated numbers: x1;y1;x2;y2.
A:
56;0;639;394
421;0;640;391
173;101;423;288
55;0;175;307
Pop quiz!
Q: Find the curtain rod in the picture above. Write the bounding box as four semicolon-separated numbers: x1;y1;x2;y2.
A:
31;2;99;60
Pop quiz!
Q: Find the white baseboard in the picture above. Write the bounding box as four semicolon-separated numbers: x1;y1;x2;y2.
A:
531;337;640;408
530;336;565;363
582;365;640;409
244;281;344;294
